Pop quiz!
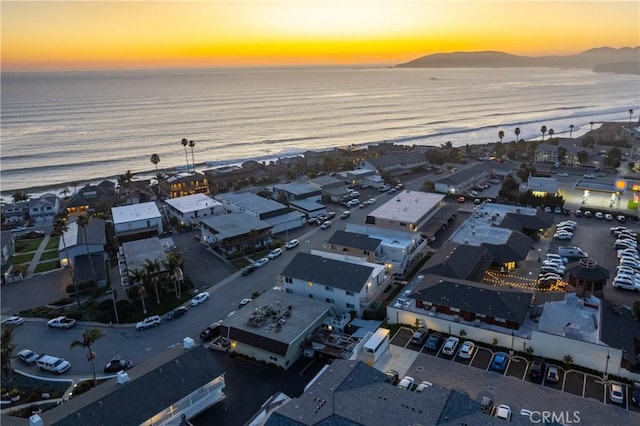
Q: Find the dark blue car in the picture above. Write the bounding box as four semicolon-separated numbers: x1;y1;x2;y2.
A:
491;352;509;372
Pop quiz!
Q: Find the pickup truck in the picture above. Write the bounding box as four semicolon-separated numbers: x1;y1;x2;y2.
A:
47;316;76;329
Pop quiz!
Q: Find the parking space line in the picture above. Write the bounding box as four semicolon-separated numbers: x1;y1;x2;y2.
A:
582;374;587;398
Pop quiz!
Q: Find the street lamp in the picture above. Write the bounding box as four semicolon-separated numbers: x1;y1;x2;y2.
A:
604;351;610;381
107;289;120;325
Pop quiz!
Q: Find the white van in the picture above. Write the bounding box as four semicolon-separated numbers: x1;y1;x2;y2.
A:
37;355;71;374
558;246;588;259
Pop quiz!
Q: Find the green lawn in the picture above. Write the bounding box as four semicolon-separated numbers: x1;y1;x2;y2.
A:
8;253;35;265
39;250;59;261
45;237;59;250
34;261;60;274
13;239;43;253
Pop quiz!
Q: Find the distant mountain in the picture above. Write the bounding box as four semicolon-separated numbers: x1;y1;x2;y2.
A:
396;47;640;73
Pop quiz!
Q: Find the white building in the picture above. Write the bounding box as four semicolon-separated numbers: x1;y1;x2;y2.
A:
164;193;224;227
279;250;390;317
365;190;445;232
111;202;163;242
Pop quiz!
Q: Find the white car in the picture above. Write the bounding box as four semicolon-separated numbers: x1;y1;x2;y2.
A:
542;261;566;272
557;172;569;177
285;239;299;249
553;231;573;240
190;291;210;306
415;380;433;392
397;376;415;390
594;212;604;219
2;316;25;327
254;257;269;268
268;248;283;259
609;383;624;404
612;277;640;291
442;336;460;356
457;341;475;359
545;254;568;264
17;349;41;365
47;316;76;329
135;315;161;330
495;404;512;420
367;198;377;205
320;220;332;229
605;214;614;221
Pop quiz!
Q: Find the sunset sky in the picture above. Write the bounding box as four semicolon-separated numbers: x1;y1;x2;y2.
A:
2;0;638;71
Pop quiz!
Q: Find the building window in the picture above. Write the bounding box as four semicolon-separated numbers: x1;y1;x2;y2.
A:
400;223;407;227
363;250;370;255
325;286;333;292
345;291;354;296
477;314;486;318
269;356;278;362
307;281;313;287
284;277;292;284
308;294;314;299
495;317;506;323
346;303;355;309
450;307;460;313
325;298;334;304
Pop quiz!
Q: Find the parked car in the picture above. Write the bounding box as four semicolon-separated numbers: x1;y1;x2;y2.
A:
1;316;25;327
320;220;332;229
609;383;624;404
199;321;222;342
241;264;257;276
17;349;41;365
457;196;466;203
632;381;640;407
490;352;509;372
254;257;269;268
605;213;614;221
238;298;252;309
379;185;390;192
425;334;443;352
397;376;415;390
268;248;283;259
190;291;210;306
617;215;627;223
165;306;188;321
327;211;336;219
495;404;512;420
104;356;133;373
546;365;560;383
457;341;475;359
528;360;547;381
410;328;428;345
385;369;399;385
415;380;433;392
47;316;76;329
545;254;568;264
558;220;577;229
583;174;595;179
340;211;351;219
442;336;460;356
136;315;161;330
285;239;299;249
557;172;569;177
37;355;70;374
553;231;573;240
594;212;604;219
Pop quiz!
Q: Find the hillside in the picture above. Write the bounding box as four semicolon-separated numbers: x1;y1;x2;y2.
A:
396;47;640;73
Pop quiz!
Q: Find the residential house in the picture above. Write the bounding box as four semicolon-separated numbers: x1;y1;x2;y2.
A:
215;192;305;234
58;218;107;286
111;202;164;243
279;250;390;317
164;193;225;227
534;143;559;165
38;345;226;426
432;162;495;195
64;181;117;215
1;201;28;224
204;160;269;194
324;230;383;264
118;237;169;286
28;193;60;223
166;172;210;199
199;212;273;257
358;152;429;176
270;183;326;219
218;290;334;371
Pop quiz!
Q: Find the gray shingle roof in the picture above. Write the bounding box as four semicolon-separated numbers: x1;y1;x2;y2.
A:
432;162;494;186
326;230;382;252
281;253;374;293
483;231;533;262
363;152;427;169
421;241;494;281
600;299;640;367
499;210;554;231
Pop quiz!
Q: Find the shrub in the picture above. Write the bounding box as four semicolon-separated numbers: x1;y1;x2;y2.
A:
65;284;76;294
97;299;113;311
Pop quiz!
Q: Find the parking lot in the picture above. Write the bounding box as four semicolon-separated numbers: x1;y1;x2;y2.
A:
392;327;637;411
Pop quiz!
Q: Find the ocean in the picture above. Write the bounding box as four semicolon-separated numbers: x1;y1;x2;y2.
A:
1;66;638;196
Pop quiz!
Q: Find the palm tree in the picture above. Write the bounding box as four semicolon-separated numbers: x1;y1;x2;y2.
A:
181;138;190;171
117;170;135;205
139;286;148;315
53;218;83;315
630;109;634;123
498;130;504;143
164;251;183;299
11;191;30;203
548;129;555;139
150;153;160;171
1;325;16;382
143;258;162;304
589;121;594;131
514;127;521;143
70;329;103;387
540;125;547;141
189;140;196;172
77;215;97;283
569;124;574;139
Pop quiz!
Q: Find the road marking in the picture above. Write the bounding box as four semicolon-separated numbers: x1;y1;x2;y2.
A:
582;374;587;398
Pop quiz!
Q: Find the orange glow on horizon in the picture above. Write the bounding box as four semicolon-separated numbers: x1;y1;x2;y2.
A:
1;1;638;72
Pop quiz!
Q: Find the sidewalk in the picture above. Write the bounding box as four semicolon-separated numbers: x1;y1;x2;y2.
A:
25;234;52;277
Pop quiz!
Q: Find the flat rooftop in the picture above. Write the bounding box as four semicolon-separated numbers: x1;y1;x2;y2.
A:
367;190;444;224
537;293;600;343
112;202;161;224
450;202;537;246
223;290;332;343
215;192;287;215
122;237;168;274
164;193;222;213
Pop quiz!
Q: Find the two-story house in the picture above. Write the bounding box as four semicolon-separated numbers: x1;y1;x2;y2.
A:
28;193;60;223
111;202;164;243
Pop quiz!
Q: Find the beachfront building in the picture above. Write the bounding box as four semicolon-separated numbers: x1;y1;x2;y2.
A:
431;162;496;195
358;152;429;176
204;160;269;194
28;193;60;223
199;212;273;257
342;168;384;189
365;190;445;233
279;250;390;317
2;201;28;224
164;193;225;228
215;192;306;234
111;202;164;243
64;181;117;215
218;290;334;371
58;218;107;286
270;183;327;219
38;345;226;426
167;171;210;199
